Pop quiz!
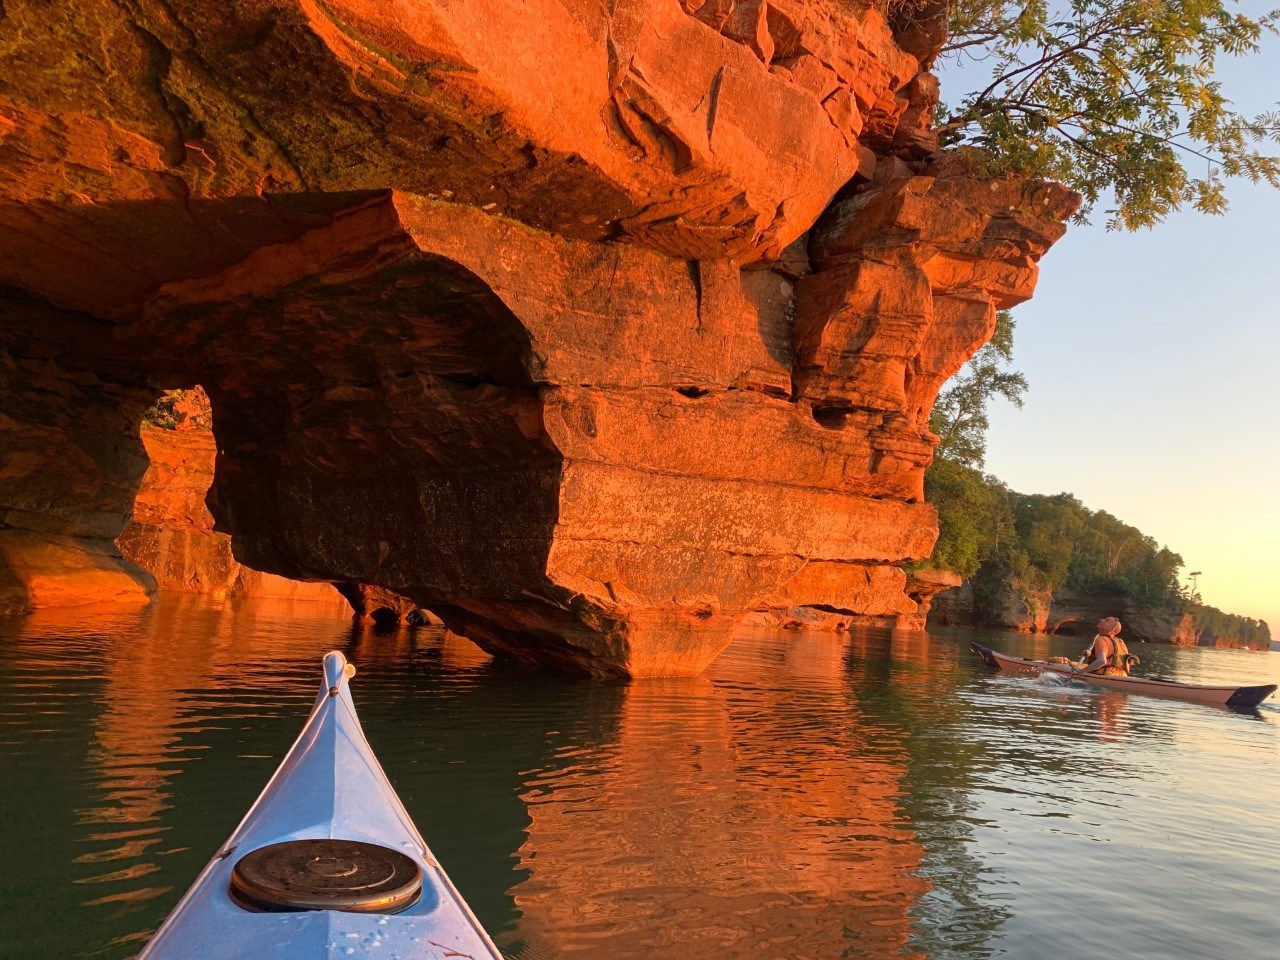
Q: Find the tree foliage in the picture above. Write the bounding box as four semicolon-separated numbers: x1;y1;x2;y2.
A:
924;457;1015;577
929;462;1198;602
939;0;1280;228
141;388;213;431
1011;491;1187;601
1192;603;1271;644
929;309;1027;466
926;456;1271;640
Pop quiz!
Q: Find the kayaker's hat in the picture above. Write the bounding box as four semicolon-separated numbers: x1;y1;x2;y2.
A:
1097;617;1122;637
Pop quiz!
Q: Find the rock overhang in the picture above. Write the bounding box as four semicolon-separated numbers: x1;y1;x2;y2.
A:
0;0;930;317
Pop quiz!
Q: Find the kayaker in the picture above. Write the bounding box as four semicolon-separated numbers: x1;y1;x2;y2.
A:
1079;617;1138;676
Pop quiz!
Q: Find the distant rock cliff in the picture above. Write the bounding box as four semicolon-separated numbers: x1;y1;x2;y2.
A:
930;566;1266;650
0;1;1077;675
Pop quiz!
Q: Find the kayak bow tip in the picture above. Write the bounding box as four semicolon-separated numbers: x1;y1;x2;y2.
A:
323;650;357;697
970;642;1001;671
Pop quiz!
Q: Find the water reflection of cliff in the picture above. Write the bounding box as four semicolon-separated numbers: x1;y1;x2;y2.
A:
852;628;1016;958
4;598;356;954
503;630;932;960
5;600;1035;960
77;596;497;866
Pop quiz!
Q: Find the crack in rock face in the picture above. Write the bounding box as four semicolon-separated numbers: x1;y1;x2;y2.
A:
0;1;1079;676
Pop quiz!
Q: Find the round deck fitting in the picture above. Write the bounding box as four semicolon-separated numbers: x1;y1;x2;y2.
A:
230;838;422;914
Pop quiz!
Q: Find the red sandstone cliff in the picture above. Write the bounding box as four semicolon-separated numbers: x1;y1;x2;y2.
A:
0;1;1078;674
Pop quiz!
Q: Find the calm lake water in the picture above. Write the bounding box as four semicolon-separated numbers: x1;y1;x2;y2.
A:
1;596;1277;960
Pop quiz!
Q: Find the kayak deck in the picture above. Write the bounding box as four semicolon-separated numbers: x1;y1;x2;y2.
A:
971;642;1277;710
139;652;501;959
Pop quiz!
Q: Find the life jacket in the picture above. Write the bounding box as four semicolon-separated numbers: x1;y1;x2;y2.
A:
1098;635;1139;676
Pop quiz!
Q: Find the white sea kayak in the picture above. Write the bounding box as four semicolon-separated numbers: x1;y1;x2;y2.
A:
971;642;1277;710
138;651;502;959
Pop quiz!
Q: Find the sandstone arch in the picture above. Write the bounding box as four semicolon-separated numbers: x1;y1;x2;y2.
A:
1050;617;1089;637
115;387;349;605
0;1;1080;676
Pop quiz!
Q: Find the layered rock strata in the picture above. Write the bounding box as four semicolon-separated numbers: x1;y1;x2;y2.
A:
900;567;963;631
0;1;1076;674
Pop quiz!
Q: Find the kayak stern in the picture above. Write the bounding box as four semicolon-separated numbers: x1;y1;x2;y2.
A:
1225;684;1279;710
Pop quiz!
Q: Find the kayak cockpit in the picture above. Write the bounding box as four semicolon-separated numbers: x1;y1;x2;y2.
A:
229;838;424;914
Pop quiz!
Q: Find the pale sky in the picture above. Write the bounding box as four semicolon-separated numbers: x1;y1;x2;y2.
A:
938;13;1279;634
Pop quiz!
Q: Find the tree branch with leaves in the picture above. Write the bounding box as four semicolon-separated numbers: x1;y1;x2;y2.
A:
929;310;1028;466
935;0;1280;228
